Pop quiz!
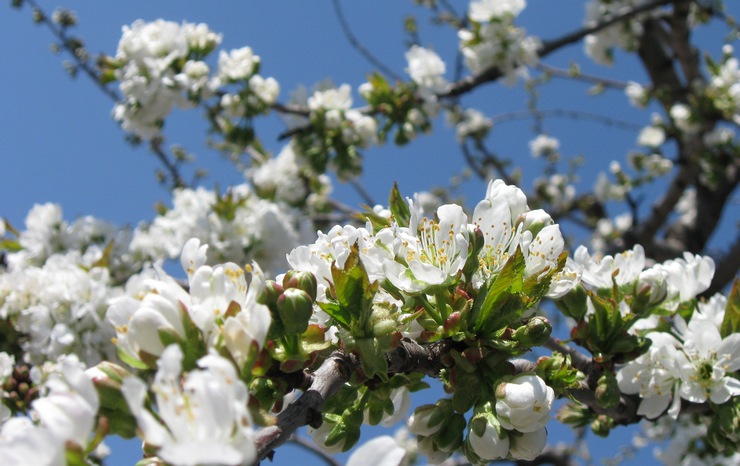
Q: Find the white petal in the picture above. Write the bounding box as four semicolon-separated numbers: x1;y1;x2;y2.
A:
346;436;406;466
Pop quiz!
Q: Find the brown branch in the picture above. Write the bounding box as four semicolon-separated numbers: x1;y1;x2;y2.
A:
252;352;354;465
252;339;456;464
150;137;186;189
544;337;592;374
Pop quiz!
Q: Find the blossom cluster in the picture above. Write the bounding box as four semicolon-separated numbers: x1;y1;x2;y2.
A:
131;181;316;277
459;0;541;83
583;0;661;65
408;373;555;463
108;19;280;140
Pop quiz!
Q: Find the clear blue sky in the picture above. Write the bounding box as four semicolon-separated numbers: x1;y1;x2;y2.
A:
1;2;738;465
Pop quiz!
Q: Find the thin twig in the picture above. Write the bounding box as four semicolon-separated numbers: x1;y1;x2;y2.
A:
24;0;121;102
536;63;631;90
490;108;644;132
331;0;403;81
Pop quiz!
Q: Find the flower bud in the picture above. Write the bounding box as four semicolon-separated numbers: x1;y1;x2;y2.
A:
260;280;284;308
495;374;554;433
595;371;620;409
466;413;510;461
282;270;318;301
508;428;547;460
408;402;448;436
590;414;614;437
511;316;552;348
276;288;313;335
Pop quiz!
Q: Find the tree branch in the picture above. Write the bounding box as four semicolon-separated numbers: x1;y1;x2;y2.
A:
443;0;674;98
253;352;354;465
252;339;456;464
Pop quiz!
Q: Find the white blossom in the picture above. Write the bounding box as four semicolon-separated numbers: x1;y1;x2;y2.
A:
405;45;448;93
122;345;256;465
495;374;554;433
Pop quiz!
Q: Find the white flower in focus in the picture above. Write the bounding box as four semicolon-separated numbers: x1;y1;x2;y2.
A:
405;45;448;93
675;318;740;405
122;345;256;466
466;414;510;461
346;436;406;466
508;427;547;460
654;252;715;303
573;244;646;290
616;332;683;419
384;203;469;293
495;374;554;433
407;404;445;437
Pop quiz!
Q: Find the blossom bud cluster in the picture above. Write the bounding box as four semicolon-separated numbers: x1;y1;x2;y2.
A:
108;19;280;141
583;0;659;65
408;374;555;463
130;181;316;277
0;356;101;464
308;83;379;148
459;0;541;83
108;238;271;372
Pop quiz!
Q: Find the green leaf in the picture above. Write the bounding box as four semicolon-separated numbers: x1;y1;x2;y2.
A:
317;301;352;329
720;278;740;338
0;239;21;252
388;182;410;227
471;247;525;332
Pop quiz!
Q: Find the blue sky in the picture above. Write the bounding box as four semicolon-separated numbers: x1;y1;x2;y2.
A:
1;1;738;465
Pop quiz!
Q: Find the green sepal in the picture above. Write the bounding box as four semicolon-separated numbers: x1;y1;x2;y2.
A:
555;285;588;322
115;347;149;370
721;278;740;338
388;182;410;227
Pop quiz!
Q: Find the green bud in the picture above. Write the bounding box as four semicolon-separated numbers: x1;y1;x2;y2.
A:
590;414;614;437
260;280;284;308
282;270;318;301
595;371;620;409
511;316;552;348
462;226;485;277
368;303;397;338
277;288;313;335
